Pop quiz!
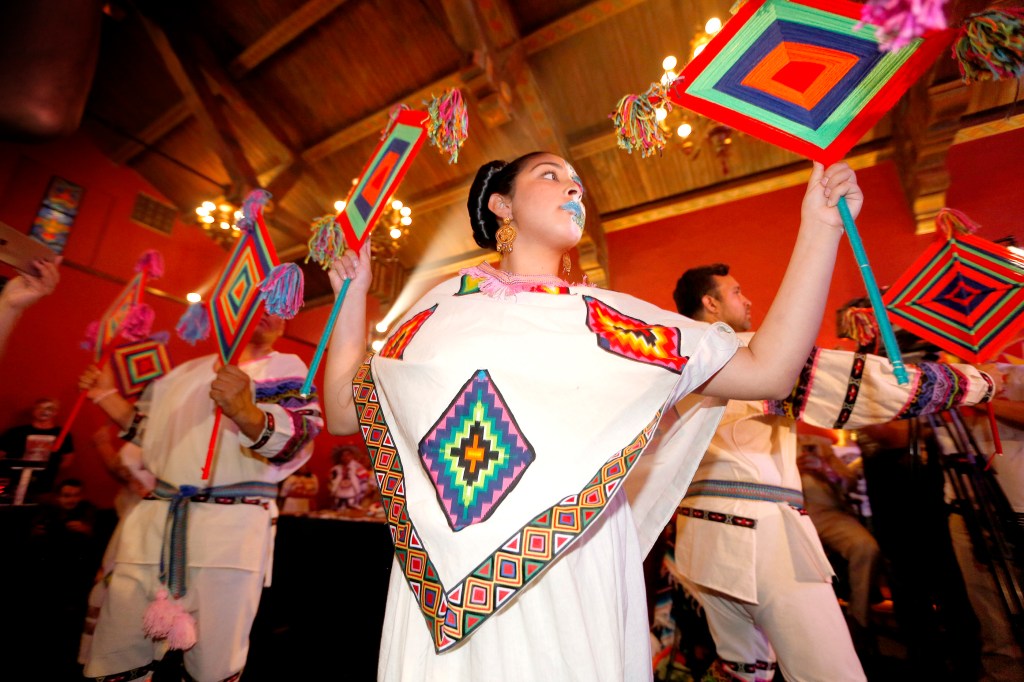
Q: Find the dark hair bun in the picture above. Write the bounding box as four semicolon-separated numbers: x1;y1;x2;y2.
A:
467;160;506;250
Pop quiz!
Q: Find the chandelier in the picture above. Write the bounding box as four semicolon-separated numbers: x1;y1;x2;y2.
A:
651;16;739;174
194;200;243;249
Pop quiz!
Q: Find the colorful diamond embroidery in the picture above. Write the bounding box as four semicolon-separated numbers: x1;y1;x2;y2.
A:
419;370;535;531
583;295;688;373
353;360;661;652
209;226;277;363
380;304;437;360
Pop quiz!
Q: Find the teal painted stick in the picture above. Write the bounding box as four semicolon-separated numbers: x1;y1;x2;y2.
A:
837;196;908;385
300;278;351;397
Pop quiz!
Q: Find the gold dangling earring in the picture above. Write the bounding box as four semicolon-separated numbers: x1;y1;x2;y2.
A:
561;253;571;278
496;215;516;255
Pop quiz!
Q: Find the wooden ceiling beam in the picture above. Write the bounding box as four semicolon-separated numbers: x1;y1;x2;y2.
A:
521;0;650;56
891;78;972;234
111;101;191;164
301;70;465;163
140;13;260;195
229;0;350;78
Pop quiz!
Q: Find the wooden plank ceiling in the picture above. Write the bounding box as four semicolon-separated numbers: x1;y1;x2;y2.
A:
80;0;1022;308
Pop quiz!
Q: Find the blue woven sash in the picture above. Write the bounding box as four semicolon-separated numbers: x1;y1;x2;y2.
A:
149;479;278;598
684;479;805;510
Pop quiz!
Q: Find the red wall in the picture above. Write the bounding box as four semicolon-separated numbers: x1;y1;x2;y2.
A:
3;128;1021;507
0;133;373;509
606;129;1024;350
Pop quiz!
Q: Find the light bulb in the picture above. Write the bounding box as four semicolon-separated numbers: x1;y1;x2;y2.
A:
231;225;240;231
234;210;243;220
371;339;384;352
375;321;388;333
705;17;722;34
677;123;693;138
202;215;215;224
655;107;668;122
334;200;346;212
220;222;230;230
399;206;411;217
390;227;403;239
391;200;403;210
186;292;202;303
662;55;677;71
400;216;412;226
693;42;706;58
196;206;210;216
202;201;215;211
218;204;232;213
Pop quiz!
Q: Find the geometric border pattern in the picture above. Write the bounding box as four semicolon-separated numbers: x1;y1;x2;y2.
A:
354;358;661;652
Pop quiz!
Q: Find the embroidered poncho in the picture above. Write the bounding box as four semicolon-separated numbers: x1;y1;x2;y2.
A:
355;265;738;672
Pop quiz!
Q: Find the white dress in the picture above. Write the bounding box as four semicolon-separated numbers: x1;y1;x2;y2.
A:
358;265;739;681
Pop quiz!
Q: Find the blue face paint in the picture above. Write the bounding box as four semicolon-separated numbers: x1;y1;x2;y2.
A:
560;199;586;231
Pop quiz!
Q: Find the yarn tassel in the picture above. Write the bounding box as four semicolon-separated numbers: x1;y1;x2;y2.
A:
610;81;673;158
954;9;1024;82
857;0;949;52
119;303;156;342
381;103;411;139
166;610;198;651
176;303;210;345
935;207;981;237
142;588;197;650
425;88;469;164
259;263;305;319
305;214;346;270
134;249;165;279
237;189;273;233
142;588;180;639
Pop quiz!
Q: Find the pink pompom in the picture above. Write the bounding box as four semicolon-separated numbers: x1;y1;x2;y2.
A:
83;320;100;347
134;250;165;279
142;588;178;639
166;610;198;650
119;303;156;342
858;0;949;52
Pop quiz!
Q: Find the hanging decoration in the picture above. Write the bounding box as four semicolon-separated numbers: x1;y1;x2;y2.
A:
175;188;305;479
300;90;470;396
616;0;957;384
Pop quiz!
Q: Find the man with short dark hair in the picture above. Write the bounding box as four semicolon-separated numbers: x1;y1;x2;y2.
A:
670;264;997;682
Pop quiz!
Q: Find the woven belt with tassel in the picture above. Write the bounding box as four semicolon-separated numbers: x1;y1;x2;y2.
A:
147;479;279;599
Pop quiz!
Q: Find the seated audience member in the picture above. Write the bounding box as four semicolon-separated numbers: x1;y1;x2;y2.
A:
797;436;882;638
0;396;75;498
279;465;319;514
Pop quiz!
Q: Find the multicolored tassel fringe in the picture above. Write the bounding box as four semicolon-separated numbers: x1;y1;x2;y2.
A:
306;214;345;270
610;81;673;158
425;88;469;164
839;306;880;353
237;189;272;233
259;263;304;319
954;9;1024;82
134;250;165;279
858;0;949;52
176;302;210;345
935;207;981;237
